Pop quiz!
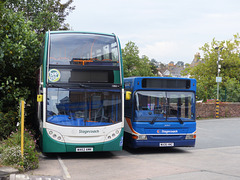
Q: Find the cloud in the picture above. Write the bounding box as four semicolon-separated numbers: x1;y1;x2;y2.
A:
140;41;178;58
66;0;240;64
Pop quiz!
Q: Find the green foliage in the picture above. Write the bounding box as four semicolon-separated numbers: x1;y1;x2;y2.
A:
223;78;240;102
122;41;154;77
139;55;154;76
0;129;39;171
1;146;22;169
0;9;40;112
149;59;159;75
4;0;75;36
0;77;30;111
185;34;240;102
0;0;74;140
0;111;18;140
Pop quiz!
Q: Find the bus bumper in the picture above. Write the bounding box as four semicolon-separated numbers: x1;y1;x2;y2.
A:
41;128;124;153
124;132;196;148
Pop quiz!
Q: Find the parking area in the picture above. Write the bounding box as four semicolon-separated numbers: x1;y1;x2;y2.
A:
9;118;240;180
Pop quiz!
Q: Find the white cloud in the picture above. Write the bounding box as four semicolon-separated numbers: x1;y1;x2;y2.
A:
140;41;178;58
65;0;240;64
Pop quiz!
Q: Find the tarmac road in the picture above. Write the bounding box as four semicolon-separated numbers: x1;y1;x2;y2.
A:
8;117;240;180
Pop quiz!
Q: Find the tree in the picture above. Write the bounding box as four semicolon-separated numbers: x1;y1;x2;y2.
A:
4;0;75;37
122;41;140;77
0;8;41;138
149;58;158;75
185;34;240;102
139;55;154;76
122;41;153;77
0;8;40;108
0;0;75;138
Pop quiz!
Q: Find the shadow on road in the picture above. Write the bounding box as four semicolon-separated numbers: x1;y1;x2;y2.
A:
123;146;192;155
41;151;115;160
40;147;192;160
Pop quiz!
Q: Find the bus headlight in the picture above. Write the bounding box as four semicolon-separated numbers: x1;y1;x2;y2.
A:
185;134;196;140
105;129;121;141
47;129;64;142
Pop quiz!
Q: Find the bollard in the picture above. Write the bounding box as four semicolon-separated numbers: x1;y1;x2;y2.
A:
20;100;25;158
216;99;219;119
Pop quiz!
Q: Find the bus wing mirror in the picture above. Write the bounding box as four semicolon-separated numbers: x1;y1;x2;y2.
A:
125;91;132;100
37;95;43;102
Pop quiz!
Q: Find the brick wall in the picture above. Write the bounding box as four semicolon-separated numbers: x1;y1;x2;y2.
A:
196;102;240;119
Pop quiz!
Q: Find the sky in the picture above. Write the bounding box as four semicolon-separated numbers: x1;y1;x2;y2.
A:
64;0;240;64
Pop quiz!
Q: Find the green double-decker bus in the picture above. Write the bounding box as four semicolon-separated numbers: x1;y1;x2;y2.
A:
37;31;124;153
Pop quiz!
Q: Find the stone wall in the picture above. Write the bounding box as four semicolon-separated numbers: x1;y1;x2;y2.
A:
196;102;240;119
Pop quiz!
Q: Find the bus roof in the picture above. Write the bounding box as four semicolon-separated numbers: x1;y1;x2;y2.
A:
124;76;195;81
124;77;197;91
48;31;116;37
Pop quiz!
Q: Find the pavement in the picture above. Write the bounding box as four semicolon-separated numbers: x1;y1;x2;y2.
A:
0;154;64;180
0;167;63;180
0;167;18;180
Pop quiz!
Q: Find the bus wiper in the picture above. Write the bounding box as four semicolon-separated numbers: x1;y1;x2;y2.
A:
177;117;184;124
48;84;61;88
78;83;89;88
150;116;158;125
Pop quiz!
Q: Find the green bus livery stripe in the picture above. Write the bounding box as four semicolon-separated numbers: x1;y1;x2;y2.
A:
43;32;49;87
42;128;123;153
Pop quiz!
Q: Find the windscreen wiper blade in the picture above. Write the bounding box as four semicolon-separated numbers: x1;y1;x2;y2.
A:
150;116;158;125
48;84;62;88
177;117;184;124
78;83;89;88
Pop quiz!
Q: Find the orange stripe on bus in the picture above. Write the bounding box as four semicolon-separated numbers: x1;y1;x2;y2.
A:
125;117;139;134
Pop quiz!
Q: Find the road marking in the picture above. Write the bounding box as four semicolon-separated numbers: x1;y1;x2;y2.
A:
58;156;71;179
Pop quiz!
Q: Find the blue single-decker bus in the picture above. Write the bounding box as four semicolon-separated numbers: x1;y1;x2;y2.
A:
124;77;197;148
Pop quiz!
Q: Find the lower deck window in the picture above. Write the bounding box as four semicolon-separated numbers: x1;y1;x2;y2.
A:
47;88;122;126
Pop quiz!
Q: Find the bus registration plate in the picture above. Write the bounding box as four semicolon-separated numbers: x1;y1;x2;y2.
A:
76;147;93;152
159;143;174;147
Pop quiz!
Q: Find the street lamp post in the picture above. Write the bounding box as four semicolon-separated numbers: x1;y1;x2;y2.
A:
215;47;223;119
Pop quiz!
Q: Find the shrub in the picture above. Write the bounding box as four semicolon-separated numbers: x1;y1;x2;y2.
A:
0;110;18;140
1;146;23;170
0;129;39;171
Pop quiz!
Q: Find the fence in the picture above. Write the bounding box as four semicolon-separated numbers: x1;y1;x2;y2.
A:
196;102;240;119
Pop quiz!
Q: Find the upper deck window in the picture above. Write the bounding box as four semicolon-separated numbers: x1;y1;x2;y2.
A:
49;33;119;66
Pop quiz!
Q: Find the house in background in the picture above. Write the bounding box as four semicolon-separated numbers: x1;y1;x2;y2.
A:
156;52;201;78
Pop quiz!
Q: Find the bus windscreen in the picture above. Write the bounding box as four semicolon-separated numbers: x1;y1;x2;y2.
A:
49;33;119;66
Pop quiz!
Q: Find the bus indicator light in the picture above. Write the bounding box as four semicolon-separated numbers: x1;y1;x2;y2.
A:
132;135;147;140
132;135;138;139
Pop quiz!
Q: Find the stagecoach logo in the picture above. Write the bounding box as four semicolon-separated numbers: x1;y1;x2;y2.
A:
79;130;100;134
161;130;178;134
157;129;178;134
48;69;60;82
